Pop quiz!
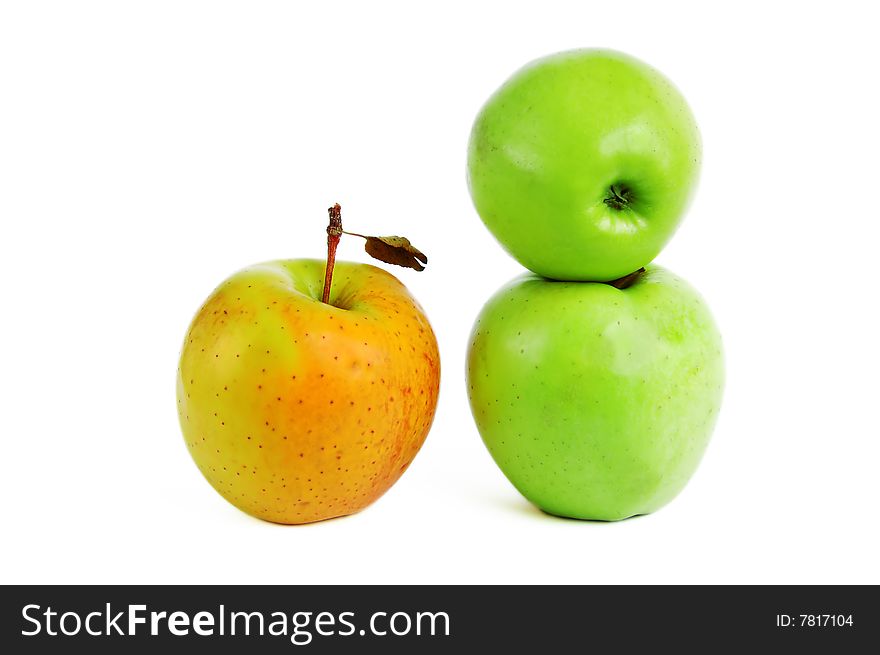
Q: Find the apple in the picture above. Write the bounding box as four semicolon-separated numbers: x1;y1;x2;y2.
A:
466;265;723;520
177;257;440;524
467;49;701;282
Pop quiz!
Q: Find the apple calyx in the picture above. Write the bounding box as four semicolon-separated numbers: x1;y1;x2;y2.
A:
603;184;633;211
321;203;429;305
607;267;645;290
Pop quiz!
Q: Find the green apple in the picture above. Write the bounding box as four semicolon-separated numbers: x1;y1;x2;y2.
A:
466;265;723;520
467;49;701;281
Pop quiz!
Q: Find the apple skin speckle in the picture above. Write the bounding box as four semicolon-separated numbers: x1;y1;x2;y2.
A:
177;259;440;524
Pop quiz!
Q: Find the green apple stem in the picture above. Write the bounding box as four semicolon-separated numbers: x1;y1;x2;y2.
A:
321;203;343;304
607;267;645;290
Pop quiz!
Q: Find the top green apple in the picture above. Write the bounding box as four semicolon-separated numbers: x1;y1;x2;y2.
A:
467;49;701;281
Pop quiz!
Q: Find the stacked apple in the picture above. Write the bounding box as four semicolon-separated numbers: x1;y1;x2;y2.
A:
466;49;724;520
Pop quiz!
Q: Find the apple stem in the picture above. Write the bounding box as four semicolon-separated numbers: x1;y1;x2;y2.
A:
321;203;343;304
607;267;645;290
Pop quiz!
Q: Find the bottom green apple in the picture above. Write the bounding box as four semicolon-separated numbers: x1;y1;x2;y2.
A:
466;265;724;520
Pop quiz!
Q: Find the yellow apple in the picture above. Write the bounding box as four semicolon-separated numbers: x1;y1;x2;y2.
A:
177;258;440;524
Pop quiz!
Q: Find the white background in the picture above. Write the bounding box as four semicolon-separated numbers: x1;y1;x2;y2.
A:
2;1;878;585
